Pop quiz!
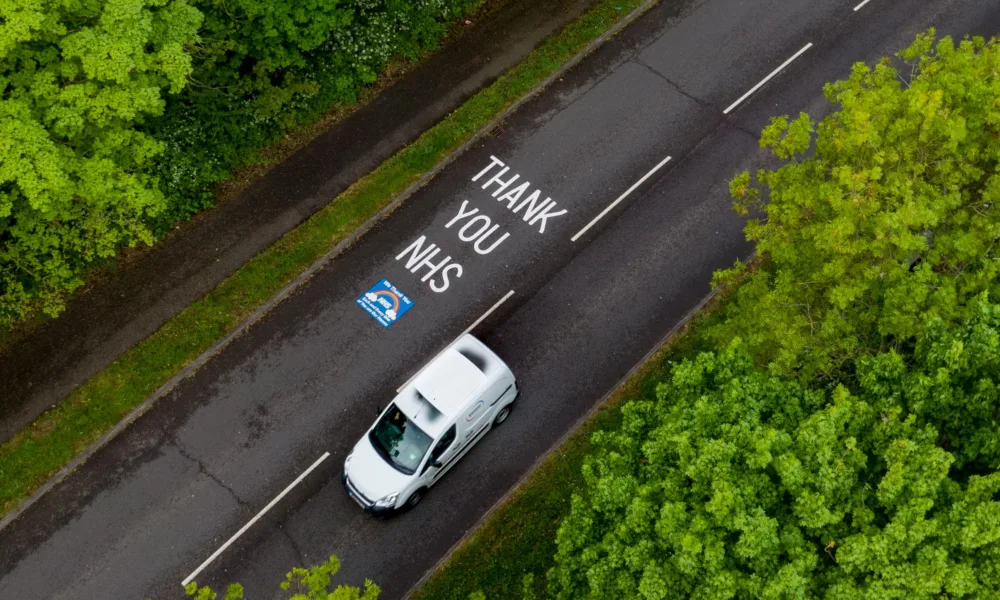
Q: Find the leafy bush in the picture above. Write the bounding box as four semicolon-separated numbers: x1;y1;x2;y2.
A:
713;32;1000;379
0;0;479;325
0;0;202;320
147;0;481;226
186;554;380;599
548;321;1000;599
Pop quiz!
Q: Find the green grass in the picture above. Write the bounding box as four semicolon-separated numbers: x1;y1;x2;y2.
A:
0;0;653;518
410;298;725;600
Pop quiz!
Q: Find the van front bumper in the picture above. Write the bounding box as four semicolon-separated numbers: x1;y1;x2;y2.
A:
342;472;396;515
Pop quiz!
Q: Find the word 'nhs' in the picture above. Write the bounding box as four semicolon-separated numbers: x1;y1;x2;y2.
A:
472;156;567;234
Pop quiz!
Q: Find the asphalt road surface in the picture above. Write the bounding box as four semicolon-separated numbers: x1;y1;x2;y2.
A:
2;1;997;598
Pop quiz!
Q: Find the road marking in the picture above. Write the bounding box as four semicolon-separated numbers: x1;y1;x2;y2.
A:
571;156;672;242
180;452;331;588
462;289;515;337
723;43;814;115
396;290;515;393
853;0;874;10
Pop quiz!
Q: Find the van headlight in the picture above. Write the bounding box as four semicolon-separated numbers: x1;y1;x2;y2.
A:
344;453;353;471
374;492;398;509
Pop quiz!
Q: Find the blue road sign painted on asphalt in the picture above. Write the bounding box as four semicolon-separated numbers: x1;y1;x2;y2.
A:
357;279;414;328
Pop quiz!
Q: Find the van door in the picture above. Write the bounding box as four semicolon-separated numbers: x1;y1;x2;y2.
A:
423;424;457;484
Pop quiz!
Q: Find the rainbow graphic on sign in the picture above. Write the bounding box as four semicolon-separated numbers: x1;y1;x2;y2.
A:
357;279;414;328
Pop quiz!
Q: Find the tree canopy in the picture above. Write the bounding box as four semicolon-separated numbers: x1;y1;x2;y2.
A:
713;31;1000;379
546;31;1000;600
0;0;202;318
186;555;380;600
548;322;1000;599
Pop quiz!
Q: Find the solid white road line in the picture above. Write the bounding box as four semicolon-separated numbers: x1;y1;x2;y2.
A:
571;156;673;242
180;452;331;588
723;43;814;114
853;0;874;11
396;290;516;393
462;289;515;338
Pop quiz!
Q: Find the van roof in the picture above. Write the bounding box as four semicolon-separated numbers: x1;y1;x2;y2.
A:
393;335;513;436
413;348;487;417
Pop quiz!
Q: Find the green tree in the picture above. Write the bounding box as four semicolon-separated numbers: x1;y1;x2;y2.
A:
547;338;1000;599
0;0;479;325
857;292;1000;470
0;0;202;320
713;31;1000;379
185;555;380;600
148;0;480;225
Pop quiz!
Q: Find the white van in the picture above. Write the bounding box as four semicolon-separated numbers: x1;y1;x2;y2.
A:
342;334;517;513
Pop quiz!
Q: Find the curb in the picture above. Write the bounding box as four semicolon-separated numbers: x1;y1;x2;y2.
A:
0;0;661;533
403;283;718;599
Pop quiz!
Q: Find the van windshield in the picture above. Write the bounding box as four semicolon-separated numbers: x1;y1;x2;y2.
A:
369;403;433;475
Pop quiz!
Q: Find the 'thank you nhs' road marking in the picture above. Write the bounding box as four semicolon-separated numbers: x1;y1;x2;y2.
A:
395;155;569;293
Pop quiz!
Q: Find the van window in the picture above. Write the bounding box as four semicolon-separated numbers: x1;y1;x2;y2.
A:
369;403;432;475
431;425;457;462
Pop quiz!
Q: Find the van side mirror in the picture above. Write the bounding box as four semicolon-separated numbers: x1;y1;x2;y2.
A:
421;458;442;475
375;405;382;416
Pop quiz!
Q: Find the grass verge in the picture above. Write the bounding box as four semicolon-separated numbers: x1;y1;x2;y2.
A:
0;0;507;348
410;296;727;600
0;0;652;518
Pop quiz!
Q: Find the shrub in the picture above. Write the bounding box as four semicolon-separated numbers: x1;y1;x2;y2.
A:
548;325;1000;599
0;0;202;321
146;0;481;226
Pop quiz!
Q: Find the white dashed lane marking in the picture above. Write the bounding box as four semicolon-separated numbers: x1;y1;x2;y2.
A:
181;452;331;588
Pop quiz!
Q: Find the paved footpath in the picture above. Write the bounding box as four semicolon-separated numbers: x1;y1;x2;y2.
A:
1;1;996;599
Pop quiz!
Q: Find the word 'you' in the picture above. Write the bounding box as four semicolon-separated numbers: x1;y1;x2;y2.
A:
394;155;569;293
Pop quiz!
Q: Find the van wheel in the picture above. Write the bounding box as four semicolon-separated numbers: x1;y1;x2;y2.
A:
405;488;425;510
493;404;512;426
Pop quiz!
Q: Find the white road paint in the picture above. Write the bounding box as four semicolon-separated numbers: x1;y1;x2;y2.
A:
396;235;464;293
473;155;568;234
853;0;874;11
571;156;672;242
180;452;331;588
444;200;511;254
396;290;515;393
183;35;815;592
462;289;516;338
723;43;814;114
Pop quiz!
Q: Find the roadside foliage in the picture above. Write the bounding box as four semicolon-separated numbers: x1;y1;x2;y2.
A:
186;554;381;600
549;327;1000;598
713;31;1000;380
0;0;202;320
538;32;1000;600
0;0;479;325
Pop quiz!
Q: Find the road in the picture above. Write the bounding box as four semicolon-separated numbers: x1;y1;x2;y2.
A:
1;1;997;598
0;0;603;441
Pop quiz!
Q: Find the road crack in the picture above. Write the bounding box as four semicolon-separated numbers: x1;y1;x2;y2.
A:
632;59;761;141
726;120;762;139
633;58;721;113
167;430;249;509
281;527;307;566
